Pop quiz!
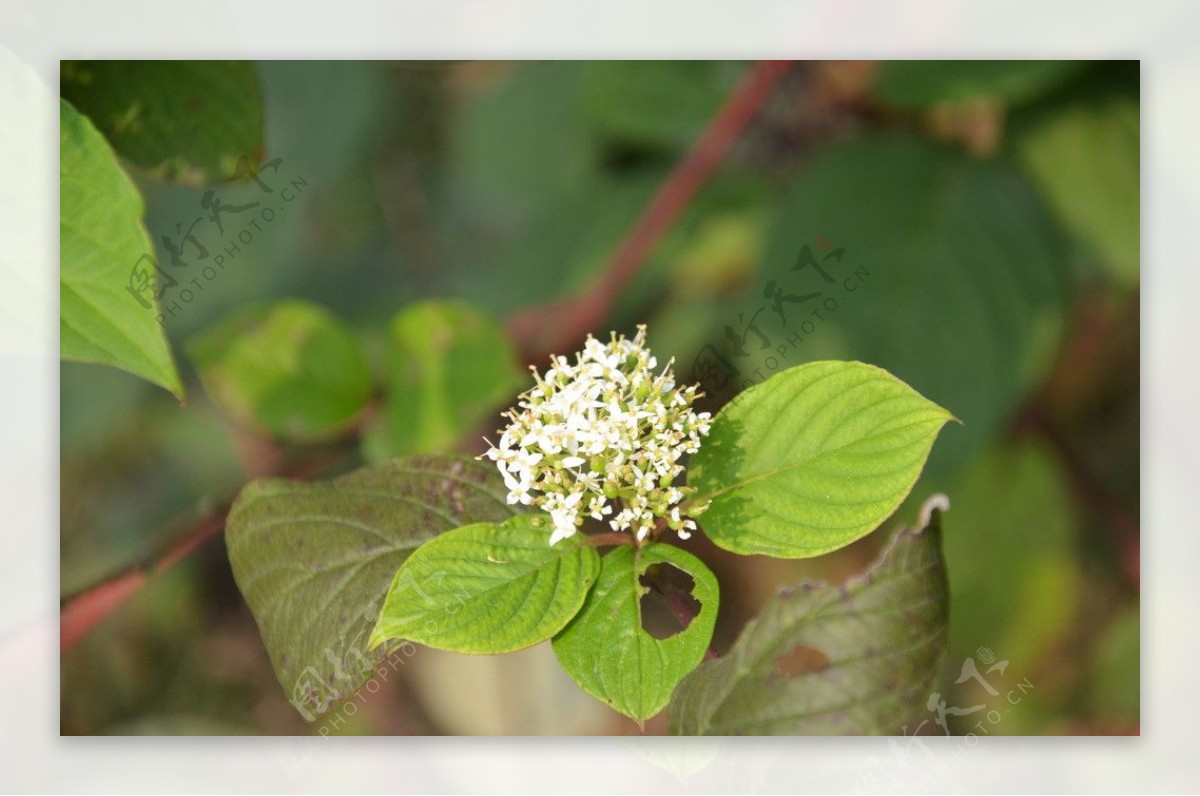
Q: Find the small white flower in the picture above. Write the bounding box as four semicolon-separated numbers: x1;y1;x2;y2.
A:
481;325;711;545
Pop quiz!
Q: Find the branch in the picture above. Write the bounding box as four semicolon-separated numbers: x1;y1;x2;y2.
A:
60;449;354;654
506;59;794;365
60;61;793;654
60;503;230;653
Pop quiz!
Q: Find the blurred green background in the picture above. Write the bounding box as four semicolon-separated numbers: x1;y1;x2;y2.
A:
60;60;1139;735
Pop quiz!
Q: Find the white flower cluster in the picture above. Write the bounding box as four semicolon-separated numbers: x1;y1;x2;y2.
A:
483;326;712;546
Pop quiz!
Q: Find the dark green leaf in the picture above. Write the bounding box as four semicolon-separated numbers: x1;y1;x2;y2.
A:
759;133;1069;478
60;98;183;399
876;60;1083;107
187;300;372;441
553;543;719;723
581;61;740;149
689;361;954;558
669;495;949;735
370;515;599;654
61;60;263;184
225;455;516;720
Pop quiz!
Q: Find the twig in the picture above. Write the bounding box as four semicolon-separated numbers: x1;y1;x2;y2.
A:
60;503;231;653
60;62;792;653
60;449;355;654
506;59;794;365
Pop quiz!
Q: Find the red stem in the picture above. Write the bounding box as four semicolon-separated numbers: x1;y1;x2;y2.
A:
60;504;230;652
60;61;792;655
507;60;794;364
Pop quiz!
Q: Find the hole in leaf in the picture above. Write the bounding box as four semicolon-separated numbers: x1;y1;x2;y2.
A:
773;644;830;678
638;562;701;640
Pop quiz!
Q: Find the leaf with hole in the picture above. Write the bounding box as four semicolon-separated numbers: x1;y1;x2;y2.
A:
60;98;184;399
188;300;372;441
669;495;949;735
552;543;719;723
61;60;263;184
689;360;953;558
370;515;599;655
225;455;516;720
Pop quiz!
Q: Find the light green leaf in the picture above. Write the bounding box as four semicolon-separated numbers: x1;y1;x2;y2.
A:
187;300;372;441
669;496;949;735
363;300;521;460
942;440;1081;676
1017;96;1139;285
1086;605;1140;727
689;361;953;558
876;60;1083;107
225;455;516;721
60;98;183;399
370;515;599;654
553;543;719;723
60;60;262;184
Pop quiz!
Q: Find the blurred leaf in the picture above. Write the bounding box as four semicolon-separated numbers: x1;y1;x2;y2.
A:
188;300;372;441
581;61;738;150
876;60;1083;107
60;99;183;399
363;300;521;459
370;515;598;654
446;167;665;316
553;543;719;723
106;715;253;735
669;498;948;735
1087;605;1139;727
225;455;516;721
941;440;1081;674
61;60;263;184
449;61;595;209
690;361;953;558
667;210;767;301
1017;96;1139;285
760;133;1069;479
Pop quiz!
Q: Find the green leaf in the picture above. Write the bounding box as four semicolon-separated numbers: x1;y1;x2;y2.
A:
187;300;372;441
1086;605;1140;727
449;61;595;209
60;60;263;184
1017;96;1139;286
60;98;183;399
876;60;1083;107
225;455;516;721
669;496;949;735
942;440;1081;676
552;543;719;723
581;61;740;150
363;300;522;460
689;360;953;558
758;133;1069;478
369;515;599;654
